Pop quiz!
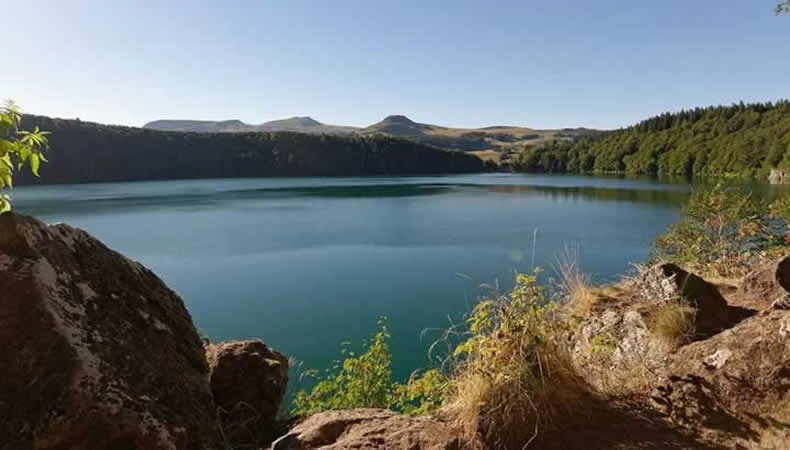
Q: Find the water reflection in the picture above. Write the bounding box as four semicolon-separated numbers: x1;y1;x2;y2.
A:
485;184;689;206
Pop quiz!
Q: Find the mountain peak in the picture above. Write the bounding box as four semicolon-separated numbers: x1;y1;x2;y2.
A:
381;115;417;125
287;116;322;126
365;115;426;136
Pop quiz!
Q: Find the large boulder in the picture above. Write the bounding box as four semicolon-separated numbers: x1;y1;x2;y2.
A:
206;340;289;447
271;409;464;450
0;213;218;449
737;256;790;310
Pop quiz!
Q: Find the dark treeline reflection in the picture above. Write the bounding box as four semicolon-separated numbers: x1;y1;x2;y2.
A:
15;180;690;218
484;184;689;206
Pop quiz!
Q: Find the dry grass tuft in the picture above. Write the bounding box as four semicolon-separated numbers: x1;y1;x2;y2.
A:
556;247;598;317
648;301;696;347
443;271;591;448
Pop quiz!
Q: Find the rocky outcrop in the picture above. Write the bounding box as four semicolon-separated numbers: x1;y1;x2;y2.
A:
573;259;790;448
0;212;218;449
651;309;790;447
206;340;289;447
572;303;669;393
271;409;464;450
572;263;753;393
635;263;743;337
737;256;790;310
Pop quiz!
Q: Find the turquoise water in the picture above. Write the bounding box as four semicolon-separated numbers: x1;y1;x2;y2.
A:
14;174;688;381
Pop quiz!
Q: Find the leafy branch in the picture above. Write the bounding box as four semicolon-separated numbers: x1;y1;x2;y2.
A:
0;100;50;212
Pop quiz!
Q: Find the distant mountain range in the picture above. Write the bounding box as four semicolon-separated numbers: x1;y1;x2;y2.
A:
143;115;600;156
144;116;358;135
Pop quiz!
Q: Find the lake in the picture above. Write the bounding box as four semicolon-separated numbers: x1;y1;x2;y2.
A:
13;173;689;384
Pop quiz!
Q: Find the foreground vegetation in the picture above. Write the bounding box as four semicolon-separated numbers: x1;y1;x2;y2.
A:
293;271;586;446
0;102;49;211
514;101;790;178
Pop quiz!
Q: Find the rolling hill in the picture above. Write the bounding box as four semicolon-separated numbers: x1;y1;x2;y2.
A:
144;117;357;135
143;119;251;133
360;115;598;162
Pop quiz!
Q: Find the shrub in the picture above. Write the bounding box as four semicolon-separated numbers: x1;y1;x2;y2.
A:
292;319;452;417
292;270;593;448
444;270;589;447
392;369;450;416
0;100;50;211
292;319;394;416
652;181;768;277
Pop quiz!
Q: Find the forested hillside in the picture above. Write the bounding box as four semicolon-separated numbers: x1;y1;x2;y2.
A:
514;101;790;178
17;115;484;185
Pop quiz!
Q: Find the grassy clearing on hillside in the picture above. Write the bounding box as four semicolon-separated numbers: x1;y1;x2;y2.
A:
469;150;502;163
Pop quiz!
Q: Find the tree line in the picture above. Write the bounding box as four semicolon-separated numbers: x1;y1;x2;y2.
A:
15;115;485;185
513;101;790;178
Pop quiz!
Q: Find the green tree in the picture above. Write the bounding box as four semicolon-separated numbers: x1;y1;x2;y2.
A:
777;1;789;14
0;101;49;211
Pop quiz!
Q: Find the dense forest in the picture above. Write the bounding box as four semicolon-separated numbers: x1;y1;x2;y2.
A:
16;115;485;185
513;101;790;178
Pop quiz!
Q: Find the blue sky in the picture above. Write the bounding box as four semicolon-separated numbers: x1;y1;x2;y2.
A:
3;0;788;129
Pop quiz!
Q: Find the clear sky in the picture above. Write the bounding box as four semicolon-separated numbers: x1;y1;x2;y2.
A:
2;0;788;129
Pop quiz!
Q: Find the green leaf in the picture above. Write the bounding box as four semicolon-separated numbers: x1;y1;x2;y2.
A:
1;172;12;188
0;153;12;171
30;153;40;176
0;194;9;213
0;100;51;211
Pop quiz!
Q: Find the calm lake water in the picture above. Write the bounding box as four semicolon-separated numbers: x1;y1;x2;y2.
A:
14;174;690;382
